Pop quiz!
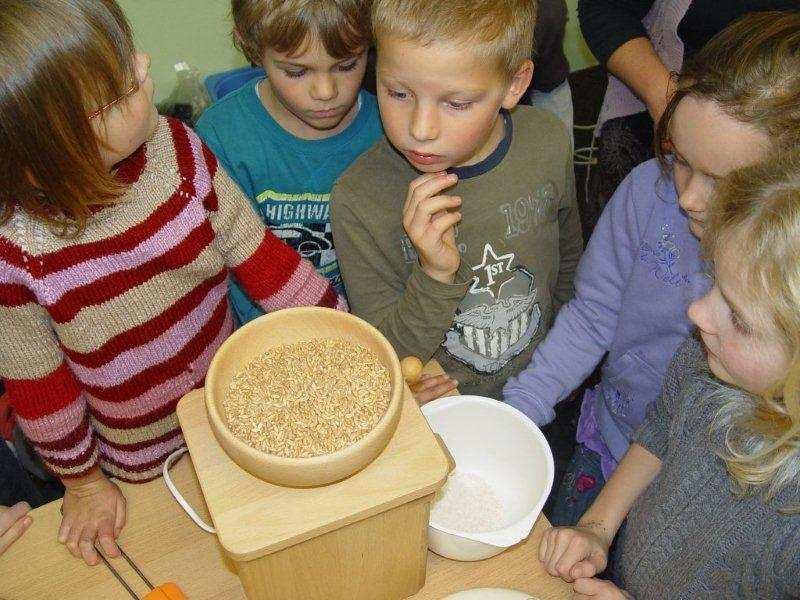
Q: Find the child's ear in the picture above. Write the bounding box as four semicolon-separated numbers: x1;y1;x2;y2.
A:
501;59;534;110
233;27;261;67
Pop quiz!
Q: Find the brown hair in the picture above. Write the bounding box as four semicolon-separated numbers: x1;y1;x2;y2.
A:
232;0;371;65
704;151;800;509
657;11;800;163
0;0;137;235
371;0;536;80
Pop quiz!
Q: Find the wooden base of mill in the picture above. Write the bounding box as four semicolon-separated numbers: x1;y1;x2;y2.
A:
176;388;450;600
236;495;432;600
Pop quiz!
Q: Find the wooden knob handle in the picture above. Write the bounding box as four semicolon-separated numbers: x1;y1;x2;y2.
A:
401;356;424;385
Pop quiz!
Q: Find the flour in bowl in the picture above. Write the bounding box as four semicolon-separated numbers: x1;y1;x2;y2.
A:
430;470;505;533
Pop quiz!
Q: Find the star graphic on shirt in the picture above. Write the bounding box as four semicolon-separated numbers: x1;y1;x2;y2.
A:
468;243;516;299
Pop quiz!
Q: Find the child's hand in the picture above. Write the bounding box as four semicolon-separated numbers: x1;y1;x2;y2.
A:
59;468;126;566
410;373;458;405
0;502;33;556
539;524;610;582
573;577;635;599
403;172;462;284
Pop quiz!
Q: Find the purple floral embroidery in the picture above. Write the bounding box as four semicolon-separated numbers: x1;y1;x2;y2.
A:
575;474;597;493
640;224;690;287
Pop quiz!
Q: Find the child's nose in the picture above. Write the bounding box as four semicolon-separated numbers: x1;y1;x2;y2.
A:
311;74;336;102
410;103;438;142
134;52;151;82
678;176;709;214
687;294;714;332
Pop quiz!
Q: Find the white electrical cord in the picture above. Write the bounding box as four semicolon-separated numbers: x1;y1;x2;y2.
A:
163;447;216;534
572;121;599;206
573;123;598;166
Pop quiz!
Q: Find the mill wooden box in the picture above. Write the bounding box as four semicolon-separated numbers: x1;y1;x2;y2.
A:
176;387;451;600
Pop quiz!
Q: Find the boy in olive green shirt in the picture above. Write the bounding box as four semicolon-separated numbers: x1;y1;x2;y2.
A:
331;0;582;401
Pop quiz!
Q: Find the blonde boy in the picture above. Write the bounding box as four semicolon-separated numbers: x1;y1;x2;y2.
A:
197;0;383;325
331;0;582;401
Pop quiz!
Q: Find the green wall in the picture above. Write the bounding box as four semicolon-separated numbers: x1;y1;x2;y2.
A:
564;0;597;72
118;0;246;103
119;0;597;103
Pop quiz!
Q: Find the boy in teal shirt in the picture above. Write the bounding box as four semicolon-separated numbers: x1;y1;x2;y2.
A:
197;0;382;324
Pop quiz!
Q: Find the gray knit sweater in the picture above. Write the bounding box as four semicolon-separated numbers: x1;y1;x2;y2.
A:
617;336;800;598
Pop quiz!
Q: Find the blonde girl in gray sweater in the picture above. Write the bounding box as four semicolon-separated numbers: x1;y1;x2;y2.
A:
539;149;800;598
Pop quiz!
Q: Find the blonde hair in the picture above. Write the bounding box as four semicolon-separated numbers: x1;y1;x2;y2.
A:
657;11;800;163
232;0;371;65
0;0;137;235
704;151;800;510
371;0;536;80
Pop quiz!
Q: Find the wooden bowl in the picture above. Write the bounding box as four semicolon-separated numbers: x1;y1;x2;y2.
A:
205;307;404;487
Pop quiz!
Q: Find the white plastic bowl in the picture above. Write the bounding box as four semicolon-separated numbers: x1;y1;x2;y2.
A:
422;395;554;561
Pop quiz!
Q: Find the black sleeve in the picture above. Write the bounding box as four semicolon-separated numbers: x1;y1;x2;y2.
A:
577;0;656;66
679;1;800;58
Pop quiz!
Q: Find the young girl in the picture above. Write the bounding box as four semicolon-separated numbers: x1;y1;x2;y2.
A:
503;11;800;525
539;150;800;599
0;0;344;566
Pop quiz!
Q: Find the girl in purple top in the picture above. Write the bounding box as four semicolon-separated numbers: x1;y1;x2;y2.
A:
503;11;800;525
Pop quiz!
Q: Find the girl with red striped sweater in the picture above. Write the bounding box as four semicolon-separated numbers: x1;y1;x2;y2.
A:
0;0;345;566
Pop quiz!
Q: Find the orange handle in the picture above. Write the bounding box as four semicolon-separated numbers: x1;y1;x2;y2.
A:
143;582;187;600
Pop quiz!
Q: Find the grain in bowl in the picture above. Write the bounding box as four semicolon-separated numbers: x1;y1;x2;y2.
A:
223;339;391;458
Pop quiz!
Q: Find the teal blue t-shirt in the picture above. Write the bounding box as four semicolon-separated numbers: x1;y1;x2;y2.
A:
195;79;383;325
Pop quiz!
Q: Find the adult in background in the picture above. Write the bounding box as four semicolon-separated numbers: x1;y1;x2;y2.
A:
578;0;797;230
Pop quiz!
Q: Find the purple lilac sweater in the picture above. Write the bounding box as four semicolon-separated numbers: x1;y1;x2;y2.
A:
503;159;709;470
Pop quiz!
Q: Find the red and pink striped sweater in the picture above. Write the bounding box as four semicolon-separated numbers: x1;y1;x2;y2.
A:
0;117;345;482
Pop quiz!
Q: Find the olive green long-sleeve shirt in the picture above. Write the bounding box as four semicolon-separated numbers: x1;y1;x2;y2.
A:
331;107;582;399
